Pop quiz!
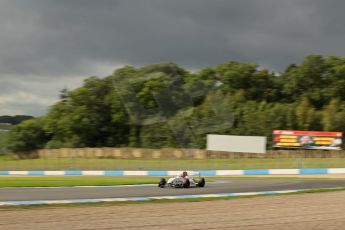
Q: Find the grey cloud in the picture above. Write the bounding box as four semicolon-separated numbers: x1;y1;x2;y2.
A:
0;74;86;116
0;0;345;115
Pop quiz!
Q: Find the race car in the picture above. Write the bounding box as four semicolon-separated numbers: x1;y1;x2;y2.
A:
158;171;205;188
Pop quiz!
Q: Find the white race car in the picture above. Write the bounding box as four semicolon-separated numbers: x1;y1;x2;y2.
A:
158;171;205;188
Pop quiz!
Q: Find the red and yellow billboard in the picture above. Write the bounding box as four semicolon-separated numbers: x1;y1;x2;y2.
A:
273;130;343;150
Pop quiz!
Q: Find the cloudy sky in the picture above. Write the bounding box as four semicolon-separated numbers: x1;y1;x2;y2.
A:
1;0;344;116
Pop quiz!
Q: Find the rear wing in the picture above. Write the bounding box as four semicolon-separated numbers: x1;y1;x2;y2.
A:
188;171;201;177
171;171;201;177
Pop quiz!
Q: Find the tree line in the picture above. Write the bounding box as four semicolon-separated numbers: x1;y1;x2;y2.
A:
0;115;33;125
7;55;345;152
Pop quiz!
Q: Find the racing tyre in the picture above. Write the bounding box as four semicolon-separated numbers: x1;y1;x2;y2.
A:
158;178;166;188
183;179;190;188
197;178;205;187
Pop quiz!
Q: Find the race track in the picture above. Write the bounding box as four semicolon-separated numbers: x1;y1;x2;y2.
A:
1;178;345;201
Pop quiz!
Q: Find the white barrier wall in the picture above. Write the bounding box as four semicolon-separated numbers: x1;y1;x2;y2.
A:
207;134;266;154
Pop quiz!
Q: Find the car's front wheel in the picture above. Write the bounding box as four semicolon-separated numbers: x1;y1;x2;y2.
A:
197;178;205;187
158;178;167;188
183;179;190;188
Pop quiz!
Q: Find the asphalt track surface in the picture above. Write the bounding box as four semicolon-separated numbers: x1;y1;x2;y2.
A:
1;178;345;201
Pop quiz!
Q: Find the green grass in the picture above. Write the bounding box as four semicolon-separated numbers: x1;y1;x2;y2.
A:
1;157;345;170
0;124;11;152
0;176;160;187
0;124;12;130
0;132;8;150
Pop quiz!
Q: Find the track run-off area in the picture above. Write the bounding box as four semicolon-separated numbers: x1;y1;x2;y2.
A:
2;191;344;230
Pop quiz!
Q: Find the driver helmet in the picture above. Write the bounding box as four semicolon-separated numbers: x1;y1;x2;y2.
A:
181;171;188;177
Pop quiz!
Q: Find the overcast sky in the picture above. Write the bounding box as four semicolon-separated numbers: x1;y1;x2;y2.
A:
1;0;345;116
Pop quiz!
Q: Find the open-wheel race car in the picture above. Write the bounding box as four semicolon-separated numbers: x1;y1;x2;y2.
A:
158;171;205;188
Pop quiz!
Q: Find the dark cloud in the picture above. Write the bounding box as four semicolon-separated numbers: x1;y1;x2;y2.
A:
0;0;345;115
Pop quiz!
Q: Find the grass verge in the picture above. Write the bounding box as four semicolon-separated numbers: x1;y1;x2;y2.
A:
2;157;345;170
0;176;160;187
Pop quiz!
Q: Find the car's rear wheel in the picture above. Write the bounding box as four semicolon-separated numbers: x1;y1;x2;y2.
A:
158;178;166;188
197;178;205;187
183;179;190;188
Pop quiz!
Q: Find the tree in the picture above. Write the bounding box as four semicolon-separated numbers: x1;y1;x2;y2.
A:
6;56;345;152
322;99;345;132
8;118;49;152
295;98;320;130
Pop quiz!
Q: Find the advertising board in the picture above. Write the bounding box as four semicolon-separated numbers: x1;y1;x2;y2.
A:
207;134;266;153
272;130;343;150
